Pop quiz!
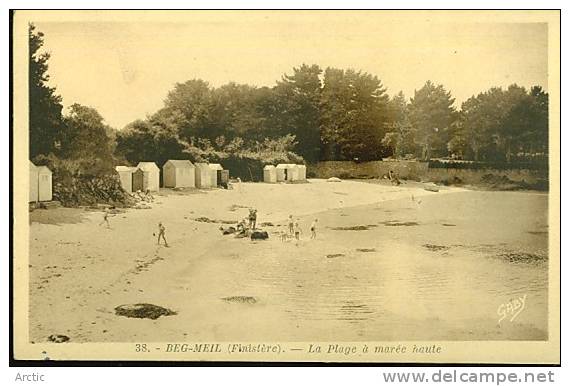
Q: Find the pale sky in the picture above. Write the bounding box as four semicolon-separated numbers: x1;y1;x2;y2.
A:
33;12;549;130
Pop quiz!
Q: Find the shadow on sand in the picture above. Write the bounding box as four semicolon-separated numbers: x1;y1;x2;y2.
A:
29;208;89;226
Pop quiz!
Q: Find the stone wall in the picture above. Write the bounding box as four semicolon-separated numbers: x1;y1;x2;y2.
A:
424;167;547;185
308;160;548;186
308;160;429;180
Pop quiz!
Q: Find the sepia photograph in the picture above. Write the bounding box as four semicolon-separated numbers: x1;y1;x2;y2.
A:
11;10;560;364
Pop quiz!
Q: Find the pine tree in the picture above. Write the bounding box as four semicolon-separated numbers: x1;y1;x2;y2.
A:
29;23;64;159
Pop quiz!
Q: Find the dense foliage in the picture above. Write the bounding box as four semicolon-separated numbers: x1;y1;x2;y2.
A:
29;24;129;205
29;24;64;159
30;23;550;184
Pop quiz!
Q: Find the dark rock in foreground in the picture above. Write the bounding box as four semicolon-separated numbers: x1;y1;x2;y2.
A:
251;231;269;240
48;334;70;343
115;303;176;320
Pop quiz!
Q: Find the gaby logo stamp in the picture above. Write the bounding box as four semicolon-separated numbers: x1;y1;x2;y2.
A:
497;294;527;324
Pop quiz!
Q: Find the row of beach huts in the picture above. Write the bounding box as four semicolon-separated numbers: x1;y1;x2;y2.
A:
115;161;230;193
29;160;308;203
115;161;308;192
263;164;307;183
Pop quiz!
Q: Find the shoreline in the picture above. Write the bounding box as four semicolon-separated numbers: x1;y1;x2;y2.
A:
28;181;548;342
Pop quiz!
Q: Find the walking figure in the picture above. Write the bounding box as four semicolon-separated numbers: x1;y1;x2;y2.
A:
157;222;168;246
310;218;318;239
99;208;111;228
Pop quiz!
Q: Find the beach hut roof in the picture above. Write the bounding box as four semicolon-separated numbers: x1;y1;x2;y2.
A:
264;165;276;170
209;163;223;170
137;162;159;171
165;160;194;167
115;166;136;172
36;165;52;174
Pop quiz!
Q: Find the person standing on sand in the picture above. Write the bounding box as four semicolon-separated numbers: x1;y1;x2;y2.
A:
294;222;302;240
248;208;257;230
288;215;294;235
99;208;111;228
310;218;318;239
157;222;168;247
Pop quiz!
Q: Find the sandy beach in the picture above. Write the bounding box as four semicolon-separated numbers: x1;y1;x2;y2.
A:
28;179;548;343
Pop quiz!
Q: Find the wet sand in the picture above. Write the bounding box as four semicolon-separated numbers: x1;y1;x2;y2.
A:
28;180;548;342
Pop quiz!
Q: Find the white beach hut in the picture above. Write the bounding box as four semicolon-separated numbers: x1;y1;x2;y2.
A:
37;165;53;202
163;160;195;188
136;162;160;192
275;164;287;182
209;163;223;187
277;164;298;181
297;164;307;181
263;165;277;183
29;161;39;203
115;166;136;193
194;163;211;188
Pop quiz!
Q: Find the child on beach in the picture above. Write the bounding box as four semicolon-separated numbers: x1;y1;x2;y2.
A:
237;218;246;233
310;218;318;239
288;215;294;235
99;208;112;228
248;208;258;230
157;222;168;247
294;222;302;240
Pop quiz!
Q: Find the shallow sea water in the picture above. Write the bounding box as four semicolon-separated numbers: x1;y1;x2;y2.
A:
182;190;549;341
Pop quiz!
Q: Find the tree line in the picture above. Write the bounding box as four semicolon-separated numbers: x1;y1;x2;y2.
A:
29;24;549;175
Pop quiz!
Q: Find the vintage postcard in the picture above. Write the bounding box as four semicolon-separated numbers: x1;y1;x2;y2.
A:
11;10;560;363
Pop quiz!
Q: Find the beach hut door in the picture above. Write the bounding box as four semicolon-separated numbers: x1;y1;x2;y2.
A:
132;171;143;192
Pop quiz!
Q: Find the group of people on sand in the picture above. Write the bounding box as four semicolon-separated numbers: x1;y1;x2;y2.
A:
222;209;319;243
227;208;257;237
284;214;318;242
100;199;320;249
236;208;257;229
